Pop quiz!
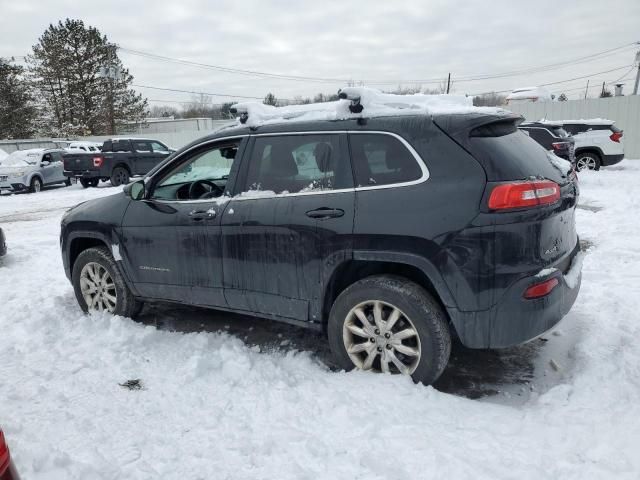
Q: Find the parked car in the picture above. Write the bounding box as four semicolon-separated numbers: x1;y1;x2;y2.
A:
506;86;553;104
560;119;624;171
60;92;581;386
0;149;70;193
0;228;6;258
63;138;174;188
65;141;103;153
0;428;20;480
519;121;575;163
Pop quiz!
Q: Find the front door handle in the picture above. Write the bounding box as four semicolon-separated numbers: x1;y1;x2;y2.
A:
305;207;345;219
189;208;217;221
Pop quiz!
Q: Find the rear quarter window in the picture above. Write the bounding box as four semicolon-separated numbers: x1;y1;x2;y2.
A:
349;133;422;187
468;130;567;183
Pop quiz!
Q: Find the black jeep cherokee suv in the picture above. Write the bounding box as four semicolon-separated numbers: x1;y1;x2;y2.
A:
60;108;581;385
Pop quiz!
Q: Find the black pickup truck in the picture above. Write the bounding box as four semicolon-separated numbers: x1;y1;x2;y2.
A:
63;138;174;187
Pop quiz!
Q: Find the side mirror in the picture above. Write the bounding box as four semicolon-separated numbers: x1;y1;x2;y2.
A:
41;160;51;166
125;180;146;200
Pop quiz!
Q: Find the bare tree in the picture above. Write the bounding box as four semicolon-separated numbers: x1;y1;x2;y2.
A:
473;92;507;107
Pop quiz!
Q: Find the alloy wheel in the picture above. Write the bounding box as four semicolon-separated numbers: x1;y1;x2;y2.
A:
342;300;421;375
576;156;597;171
80;262;117;312
33;179;41;192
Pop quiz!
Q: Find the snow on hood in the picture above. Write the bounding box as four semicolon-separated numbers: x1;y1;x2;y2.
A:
506;86;553;101
231;86;505;128
0;149;42;168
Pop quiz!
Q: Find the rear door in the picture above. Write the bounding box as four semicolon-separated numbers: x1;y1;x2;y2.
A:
130;140;156;174
221;132;355;322
50;152;66;182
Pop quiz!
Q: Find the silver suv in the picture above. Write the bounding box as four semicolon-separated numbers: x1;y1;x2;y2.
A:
0;148;70;193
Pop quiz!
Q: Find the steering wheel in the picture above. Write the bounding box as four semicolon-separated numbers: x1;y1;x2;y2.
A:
188;179;223;199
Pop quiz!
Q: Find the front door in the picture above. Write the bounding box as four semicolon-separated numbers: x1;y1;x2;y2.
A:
221;133;355;322
120;138;245;306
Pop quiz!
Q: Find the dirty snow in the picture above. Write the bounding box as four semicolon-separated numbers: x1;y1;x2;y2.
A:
1;163;640;479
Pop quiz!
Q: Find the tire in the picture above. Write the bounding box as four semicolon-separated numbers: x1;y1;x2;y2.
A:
327;275;451;386
576;152;601;171
29;176;42;193
110;167;130;187
72;246;143;318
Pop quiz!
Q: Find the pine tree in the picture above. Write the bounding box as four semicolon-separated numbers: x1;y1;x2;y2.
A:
263;92;278;106
0;58;37;139
28;19;147;135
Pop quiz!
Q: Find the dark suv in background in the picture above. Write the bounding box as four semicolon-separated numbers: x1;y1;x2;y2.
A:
519;121;575;163
60;103;582;386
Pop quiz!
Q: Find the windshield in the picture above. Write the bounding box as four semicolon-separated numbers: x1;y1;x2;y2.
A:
1;151;40;166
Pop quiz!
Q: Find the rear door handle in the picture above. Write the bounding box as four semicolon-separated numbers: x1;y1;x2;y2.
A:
305;207;345;219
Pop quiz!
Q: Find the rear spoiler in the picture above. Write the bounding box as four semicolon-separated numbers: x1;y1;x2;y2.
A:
432;112;523;146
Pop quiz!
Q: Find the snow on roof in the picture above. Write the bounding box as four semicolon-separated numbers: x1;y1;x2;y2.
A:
506;86;553;101
230;86;504;128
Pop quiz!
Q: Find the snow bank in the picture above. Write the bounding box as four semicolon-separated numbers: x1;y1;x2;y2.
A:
231;86;504;128
2;163;640;478
0;147;7;161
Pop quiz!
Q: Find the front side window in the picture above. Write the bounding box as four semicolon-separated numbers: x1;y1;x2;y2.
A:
242;134;350;194
349;133;422;187
150;141;170;153
151;142;239;201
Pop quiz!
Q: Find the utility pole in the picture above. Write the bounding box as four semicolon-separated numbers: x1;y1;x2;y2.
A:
446;73;451;94
584;79;590;99
633;49;640;95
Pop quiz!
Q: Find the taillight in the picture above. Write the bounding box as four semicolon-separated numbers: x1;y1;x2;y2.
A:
93;156;103;167
551;142;568;151
0;429;9;473
524;277;559;299
488;180;561;210
610;132;622;143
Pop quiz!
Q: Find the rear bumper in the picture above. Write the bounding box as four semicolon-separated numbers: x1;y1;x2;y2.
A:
449;247;582;349
601;153;624;167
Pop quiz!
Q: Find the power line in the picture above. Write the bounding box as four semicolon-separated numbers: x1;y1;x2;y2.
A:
119;42;637;86
470;64;634;96
131;83;264;100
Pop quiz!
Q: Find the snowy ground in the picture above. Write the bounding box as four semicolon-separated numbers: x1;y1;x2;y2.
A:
1;164;640;479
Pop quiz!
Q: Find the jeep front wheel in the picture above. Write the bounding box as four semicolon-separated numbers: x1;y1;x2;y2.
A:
72;246;143;318
327;275;451;385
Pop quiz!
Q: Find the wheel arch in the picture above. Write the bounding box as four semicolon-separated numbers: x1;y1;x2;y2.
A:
112;163;132;174
575;146;603;160
321;252;457;331
67;233;110;273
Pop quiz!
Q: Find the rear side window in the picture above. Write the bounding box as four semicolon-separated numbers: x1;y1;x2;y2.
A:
563;124;589;135
349;133;422;187
113;140;131;152
550;127;569;138
243;134;351;194
133;141;152;152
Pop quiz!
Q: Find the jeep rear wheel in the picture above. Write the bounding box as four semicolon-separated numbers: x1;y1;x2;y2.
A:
110;167;130;187
72;246;143;318
328;275;451;385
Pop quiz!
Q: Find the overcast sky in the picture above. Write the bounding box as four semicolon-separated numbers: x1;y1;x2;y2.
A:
1;0;639;107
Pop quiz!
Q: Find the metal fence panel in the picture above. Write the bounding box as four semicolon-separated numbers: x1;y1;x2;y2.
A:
506;96;640;158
